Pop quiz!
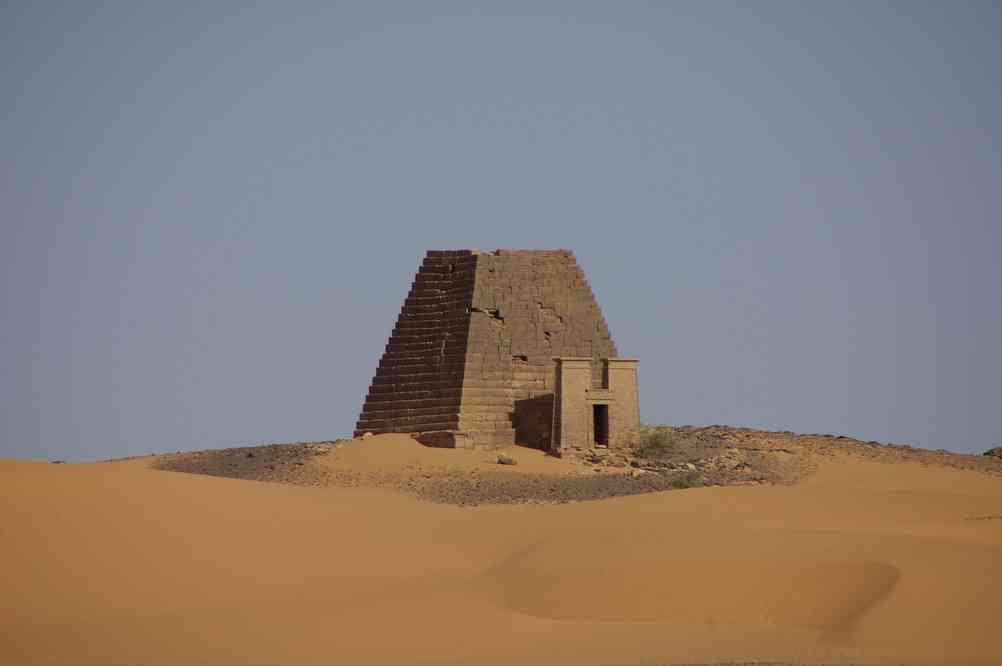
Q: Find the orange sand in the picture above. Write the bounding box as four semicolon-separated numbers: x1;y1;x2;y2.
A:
2;434;1001;665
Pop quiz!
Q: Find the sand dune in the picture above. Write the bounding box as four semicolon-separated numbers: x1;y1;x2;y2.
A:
482;548;900;629
3;435;1001;665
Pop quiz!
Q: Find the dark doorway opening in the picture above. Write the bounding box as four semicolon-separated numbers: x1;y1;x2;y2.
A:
593;404;609;447
513;394;554;451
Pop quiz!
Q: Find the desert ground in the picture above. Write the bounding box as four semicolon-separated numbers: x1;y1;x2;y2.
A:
3;431;1001;665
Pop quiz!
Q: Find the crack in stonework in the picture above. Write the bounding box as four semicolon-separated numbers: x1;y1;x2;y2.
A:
469;306;504;322
437;332;449;367
535;300;564;327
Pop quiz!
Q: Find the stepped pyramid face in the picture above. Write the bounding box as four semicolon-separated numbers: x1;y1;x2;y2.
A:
355;249;619;451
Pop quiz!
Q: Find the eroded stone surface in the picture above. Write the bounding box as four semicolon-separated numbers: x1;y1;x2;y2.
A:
354;250;625;452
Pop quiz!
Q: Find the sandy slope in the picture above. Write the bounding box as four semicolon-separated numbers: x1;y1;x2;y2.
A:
2;435;1001;665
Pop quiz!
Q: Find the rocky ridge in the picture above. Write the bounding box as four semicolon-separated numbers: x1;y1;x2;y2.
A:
151;426;1002;506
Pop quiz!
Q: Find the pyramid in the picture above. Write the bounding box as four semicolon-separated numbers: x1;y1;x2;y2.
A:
354;249;619;450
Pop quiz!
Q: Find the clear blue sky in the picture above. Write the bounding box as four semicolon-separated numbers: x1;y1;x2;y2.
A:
3;2;1000;460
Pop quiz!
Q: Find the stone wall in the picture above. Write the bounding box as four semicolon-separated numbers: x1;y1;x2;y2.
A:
552;358;593;453
355;249;620;450
552;358;640;456
458;250;618;448
355;251;476;436
606;359;641;449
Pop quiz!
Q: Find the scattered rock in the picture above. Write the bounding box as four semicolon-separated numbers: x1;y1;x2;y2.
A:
150;426;1002;507
152;442;340;487
51;460;66;464
362;432;374;440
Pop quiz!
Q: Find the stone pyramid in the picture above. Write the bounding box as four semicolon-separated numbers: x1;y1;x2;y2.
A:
354;249;618;449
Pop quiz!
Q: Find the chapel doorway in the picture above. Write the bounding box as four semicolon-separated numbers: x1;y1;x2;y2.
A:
593;404;609;447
